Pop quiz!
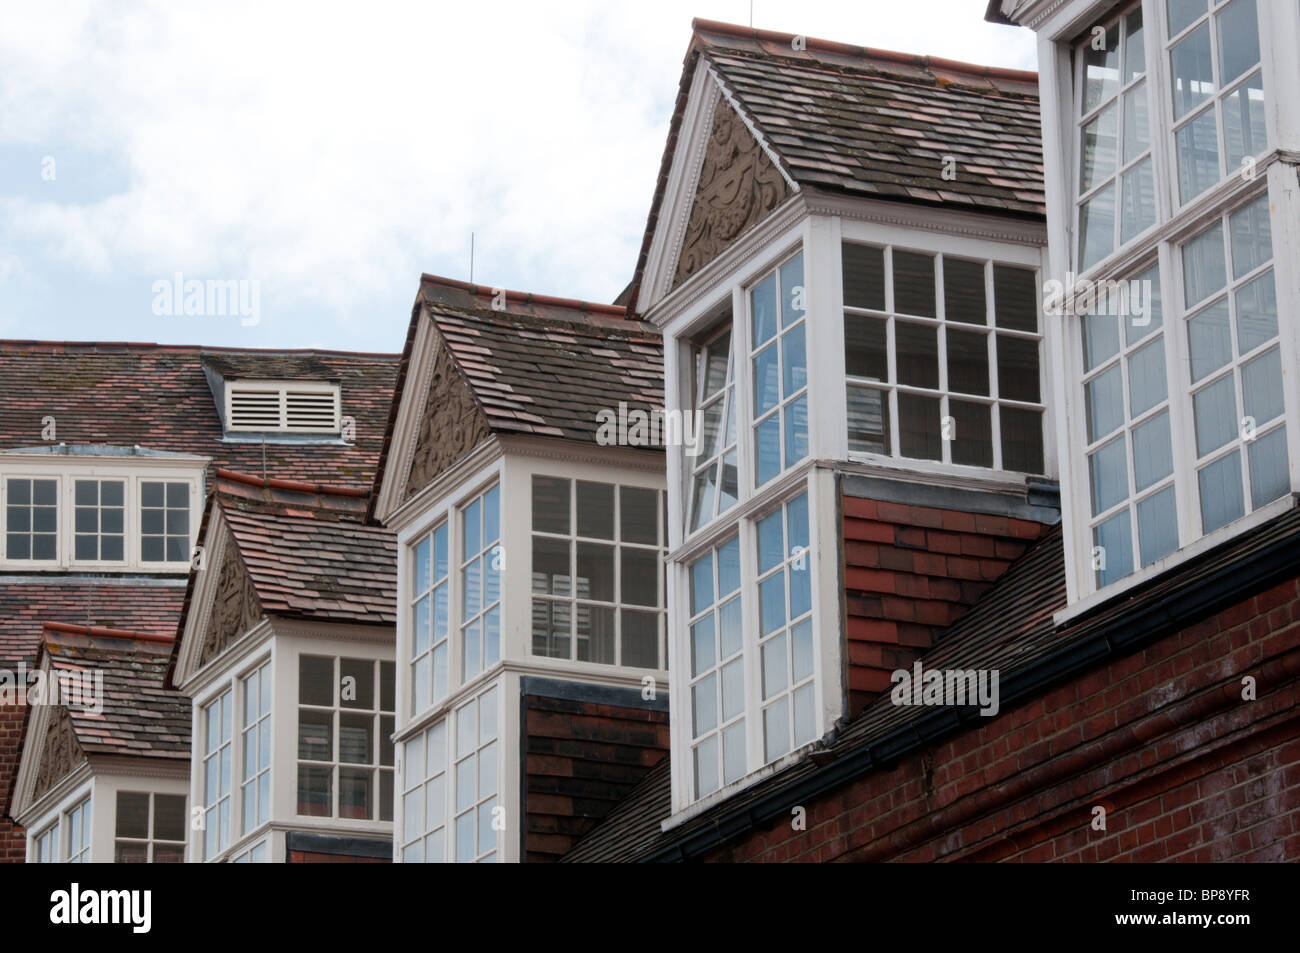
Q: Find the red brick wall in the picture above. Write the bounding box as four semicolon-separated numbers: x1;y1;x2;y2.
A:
704;576;1300;862
0;702;28;863
843;494;1050;716
524;692;669;862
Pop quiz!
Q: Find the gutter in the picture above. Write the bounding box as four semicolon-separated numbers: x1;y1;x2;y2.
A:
640;517;1300;862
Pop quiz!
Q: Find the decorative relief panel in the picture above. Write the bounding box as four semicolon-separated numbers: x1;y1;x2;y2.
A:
673;102;791;286
32;705;84;800
199;542;262;669
404;334;491;500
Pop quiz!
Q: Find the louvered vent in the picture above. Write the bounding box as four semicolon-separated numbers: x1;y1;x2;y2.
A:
226;382;340;433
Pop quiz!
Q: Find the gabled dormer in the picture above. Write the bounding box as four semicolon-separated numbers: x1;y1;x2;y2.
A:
202;353;344;440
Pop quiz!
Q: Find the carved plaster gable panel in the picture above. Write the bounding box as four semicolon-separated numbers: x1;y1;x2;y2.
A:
199;541;263;669
32;705;85;800
673;101;791;287
404;333;491;501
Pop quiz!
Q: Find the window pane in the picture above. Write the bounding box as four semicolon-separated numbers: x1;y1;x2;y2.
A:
1132;410;1174;491
692;675;717;737
847;385;889;454
155;795;186;841
944;259;986;325
298;709;333;761
531;600;570;659
1229;194;1271;279
1120;158;1157;243
1082;309;1120;372
115;792;149;840
1086;364;1124;444
1247;427;1289;508
1124;8;1147;81
1090;436;1129;516
1187;299;1232;382
694;738;719;797
1122;83;1150;162
620;548;659;607
691;614;715;678
946;329;989;395
1176;109;1219;203
754;416;781;486
1170;23;1214;119
950;400;993;468
781;254;805;327
1079;184;1116;270
576;605;615;664
718;596;743;660
1241;347;1283;424
1193;373;1238;456
761;634;788;699
722;721;746;785
1168;0;1207;37
759;574;785;636
752;273;777;346
782;324;807;398
1137;486;1180;567
690;553;713;615
297;765;332;817
892;251;936;317
1094;510;1134;587
1000;408;1044;474
842;244;885;310
993;266;1038;332
620;487;658;545
299;656;334;706
1080;103;1117;193
575;542;614;602
752;342;779;417
763;699;790;763
845;314;887;380
757;510;783;574
783;394;808;467
718;536;741;596
621;610;660;669
898;394;942;461
997;336;1039;403
1223;72;1266;172
1199;450;1245;532
1217;0;1260;85
340;659;374;710
895;322;938;389
572;481;615;540
531;477;569;534
1127;338;1168;417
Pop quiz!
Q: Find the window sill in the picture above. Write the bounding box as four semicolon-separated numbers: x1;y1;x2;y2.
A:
1055;493;1297;627
662;738;822;834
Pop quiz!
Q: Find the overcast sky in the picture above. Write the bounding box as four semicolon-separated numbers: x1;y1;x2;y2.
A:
0;1;1035;353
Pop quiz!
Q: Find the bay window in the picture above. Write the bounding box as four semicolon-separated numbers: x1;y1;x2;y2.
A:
460;484;501;681
843;242;1045;473
240;663;271;837
1166;0;1265;204
115;791;186;863
296;655;395;821
531;477;667;668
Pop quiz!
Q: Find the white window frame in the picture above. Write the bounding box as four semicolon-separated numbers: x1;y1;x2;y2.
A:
0;462;201;572
32;819;59;864
746;248;810;491
201;688;233;861
458;483;502;682
113;790;187;863
239;662;272;839
66;795;92;863
230;839;269;863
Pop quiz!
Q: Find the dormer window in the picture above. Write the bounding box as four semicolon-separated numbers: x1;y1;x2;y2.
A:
225;381;341;434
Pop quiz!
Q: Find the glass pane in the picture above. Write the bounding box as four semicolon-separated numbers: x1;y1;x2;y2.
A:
1001;407;1044;474
1080;102;1117;193
993;266;1038;332
690;614;715;678
115;792;149;840
721;657;745;721
1170;23;1214;119
896;322;938;388
1086;364;1124;444
1241;347;1283;425
298;656;334;706
718;536;741;595
893;251;936;317
944;259;986;325
620;609;659;669
761;634;788;699
759;573;786;636
950;400;992;468
847;384;890;454
752;274;777;346
1079;184;1116;270
780;254;805;327
155;795;186;842
763;699;791;763
689;465;717;532
1217;0;1260;85
783;394;808;468
752;343;779;417
782;324;806;398
1168;0;1207;37
297;765;331;817
1193;373;1238;456
898;393;942;461
701;330;731;398
690;553;713;616
1132;410;1174;491
1199;450;1245;532
1083;309;1120;371
340;659;374;710
1176;109;1219;203
717;596;743;663
692;675;718;737
1095;510;1134;587
694;737;719;798
946;328;989;395
722;721;746;785
1120;158;1156;243
576;605;615;664
842;244;885;311
531;476;570;534
462;499;481;558
1089;436;1129;516
997;336;1039;403
794;683;817;746
298;710;333;761
339;768;373;820
576;542;614;602
754;415;781;486
1125;265;1163;345
1124;8;1146;82
576;481;614;540
1223;72;1266;171
1247;427;1289;508
413;537;431;593
1137;486;1180;567
1187;299;1231;382
483;485;500;545
1081;21;1120;114
845;314;887;380
757;509;783;574
1127;337;1167;417
620;486;658;545
620;548;659;607
1229;194;1271;279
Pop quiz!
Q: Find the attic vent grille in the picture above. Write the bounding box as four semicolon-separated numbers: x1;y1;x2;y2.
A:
226;382;340;434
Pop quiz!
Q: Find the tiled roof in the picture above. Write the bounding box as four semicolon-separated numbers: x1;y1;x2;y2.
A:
200;352;339;381
700;21;1045;214
215;471;397;625
422;275;663;443
0;579;187;669
0;342;398;488
626;18;1044;314
41;625;190;760
566;502;1300;861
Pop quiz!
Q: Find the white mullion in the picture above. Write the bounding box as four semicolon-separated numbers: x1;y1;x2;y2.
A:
740;514;762;779
732;285;755;504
